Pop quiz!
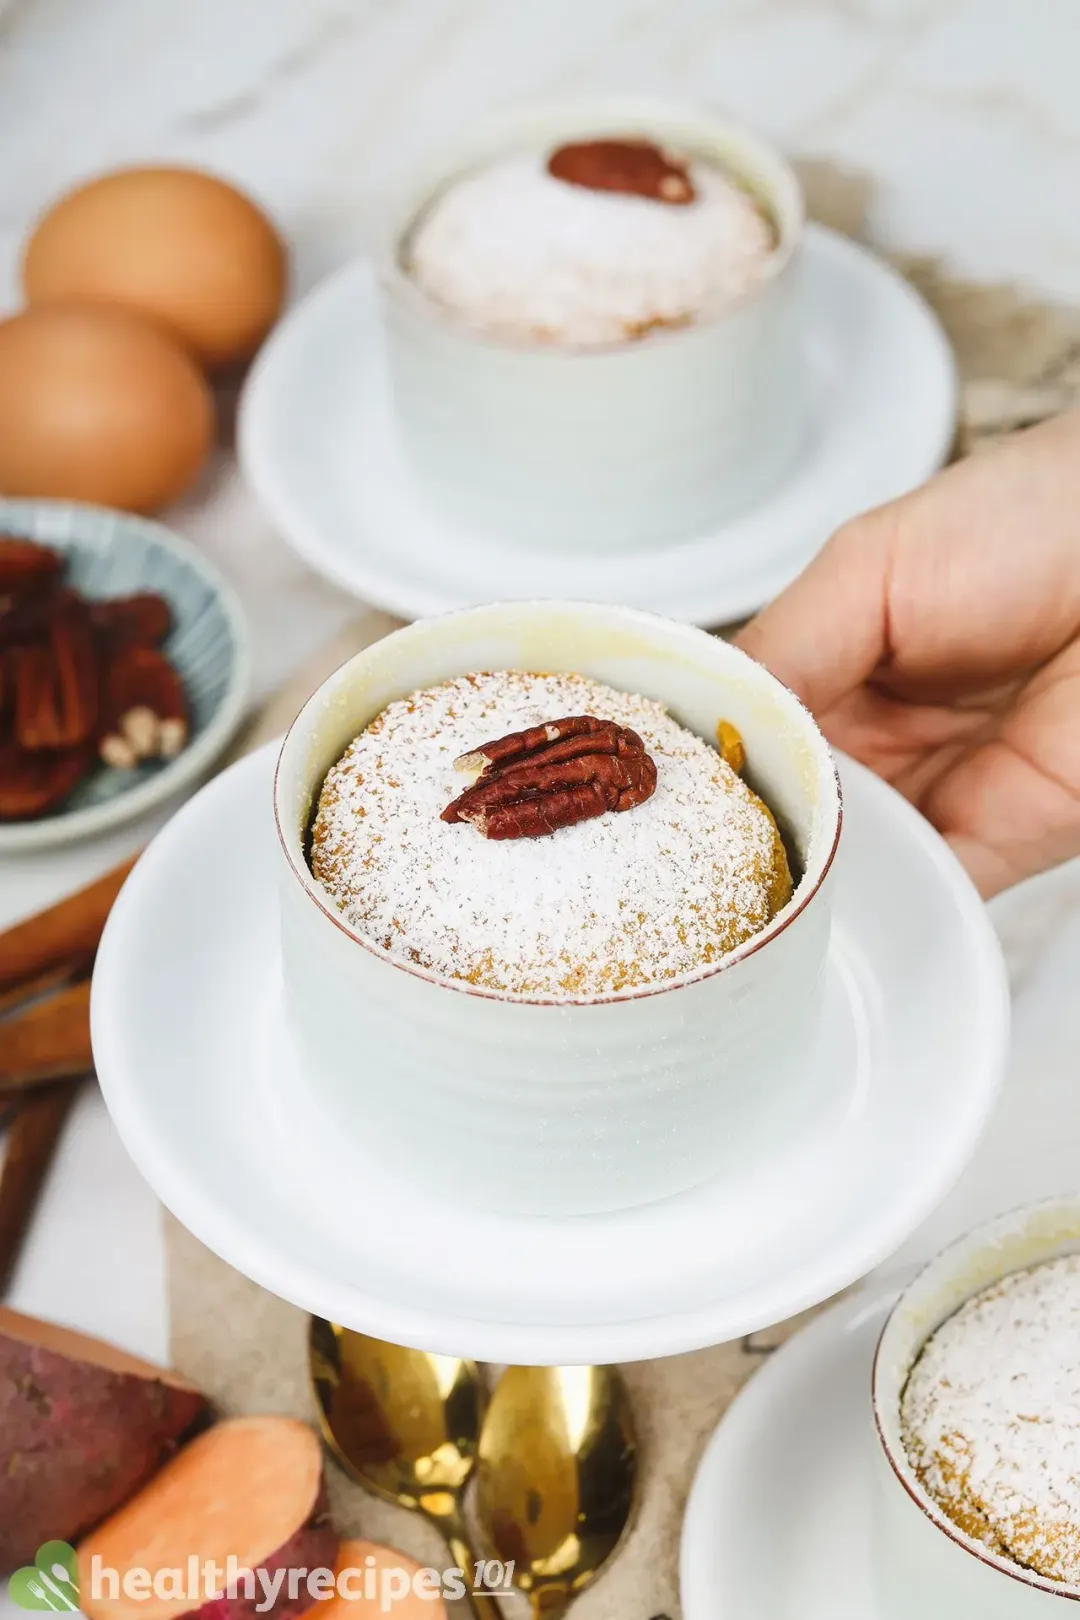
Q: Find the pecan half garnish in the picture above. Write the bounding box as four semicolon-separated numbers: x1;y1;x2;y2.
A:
442;714;657;840
548;138;695;205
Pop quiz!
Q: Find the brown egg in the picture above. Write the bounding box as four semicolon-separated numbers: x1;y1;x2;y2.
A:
0;306;214;512
23;166;287;366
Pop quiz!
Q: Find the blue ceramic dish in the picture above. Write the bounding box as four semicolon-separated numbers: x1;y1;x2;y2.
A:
0;498;251;851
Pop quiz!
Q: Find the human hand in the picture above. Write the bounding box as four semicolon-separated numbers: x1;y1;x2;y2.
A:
736;408;1080;897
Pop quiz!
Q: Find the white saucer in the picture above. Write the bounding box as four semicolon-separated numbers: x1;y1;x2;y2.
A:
91;745;1005;1365
239;227;956;627
680;1284;898;1618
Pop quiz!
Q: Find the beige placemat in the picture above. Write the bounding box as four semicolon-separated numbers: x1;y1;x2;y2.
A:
166;164;1080;1619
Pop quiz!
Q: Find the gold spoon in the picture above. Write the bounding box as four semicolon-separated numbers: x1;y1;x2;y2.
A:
309;1321;501;1616
475;1365;638;1619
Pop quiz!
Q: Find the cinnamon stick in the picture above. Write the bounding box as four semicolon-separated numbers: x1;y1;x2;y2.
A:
0;956;92;1017
0;1082;82;1294
0;981;93;1092
0;858;136;1004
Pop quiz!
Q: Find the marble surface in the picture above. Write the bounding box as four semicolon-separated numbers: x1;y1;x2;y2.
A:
1;0;1080;1577
4;0;1080;685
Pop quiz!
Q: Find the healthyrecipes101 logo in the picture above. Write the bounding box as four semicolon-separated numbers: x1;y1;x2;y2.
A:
8;1544;518;1614
8;1543;80;1611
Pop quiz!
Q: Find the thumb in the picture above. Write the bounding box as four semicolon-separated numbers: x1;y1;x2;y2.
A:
735;511;894;714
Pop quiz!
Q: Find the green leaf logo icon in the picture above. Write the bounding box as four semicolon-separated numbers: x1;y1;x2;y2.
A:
8;1543;80;1611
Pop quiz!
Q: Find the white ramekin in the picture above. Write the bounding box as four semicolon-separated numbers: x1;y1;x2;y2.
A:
378;98;805;555
273;601;840;1217
873;1195;1080;1617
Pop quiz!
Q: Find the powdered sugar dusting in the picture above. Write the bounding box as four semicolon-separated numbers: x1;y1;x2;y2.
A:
901;1255;1080;1586
309;671;791;1001
404;151;775;347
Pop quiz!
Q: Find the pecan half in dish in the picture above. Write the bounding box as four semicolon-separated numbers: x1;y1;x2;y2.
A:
442;714;657;840
0;534;188;820
99;644;189;768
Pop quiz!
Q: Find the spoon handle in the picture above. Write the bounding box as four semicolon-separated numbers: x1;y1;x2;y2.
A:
529;1592;569;1620
441;1526;505;1619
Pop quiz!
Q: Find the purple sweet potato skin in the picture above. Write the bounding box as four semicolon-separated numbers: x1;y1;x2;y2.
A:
194;1497;339;1620
0;1332;207;1571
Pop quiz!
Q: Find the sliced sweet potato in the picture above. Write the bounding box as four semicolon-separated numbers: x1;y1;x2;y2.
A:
0;1307;208;1572
301;1541;449;1619
79;1416;337;1620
